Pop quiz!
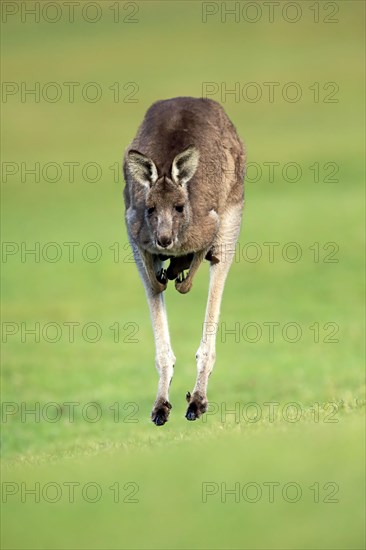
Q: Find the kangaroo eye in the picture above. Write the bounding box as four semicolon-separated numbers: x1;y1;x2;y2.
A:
147;206;155;215
175;205;184;213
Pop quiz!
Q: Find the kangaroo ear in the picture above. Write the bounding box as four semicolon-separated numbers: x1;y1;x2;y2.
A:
171;145;199;186
126;150;158;188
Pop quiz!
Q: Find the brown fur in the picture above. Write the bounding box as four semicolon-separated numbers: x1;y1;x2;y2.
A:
122;97;246;425
123;97;245;260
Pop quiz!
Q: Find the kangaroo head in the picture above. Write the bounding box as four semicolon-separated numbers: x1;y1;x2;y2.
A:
126;145;199;250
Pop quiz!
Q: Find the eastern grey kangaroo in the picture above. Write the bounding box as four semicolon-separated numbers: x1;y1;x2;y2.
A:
123;97;245;425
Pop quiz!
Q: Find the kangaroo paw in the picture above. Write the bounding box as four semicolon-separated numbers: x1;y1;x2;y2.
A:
151;399;172;426
185;392;208;421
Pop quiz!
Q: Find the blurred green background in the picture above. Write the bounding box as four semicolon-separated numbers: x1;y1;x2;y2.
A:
1;1;365;549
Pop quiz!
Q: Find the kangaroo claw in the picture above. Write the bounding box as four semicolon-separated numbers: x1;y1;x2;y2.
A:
156;268;167;285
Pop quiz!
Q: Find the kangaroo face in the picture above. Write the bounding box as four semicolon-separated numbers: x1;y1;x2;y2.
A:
125;145;199;251
145;178;190;250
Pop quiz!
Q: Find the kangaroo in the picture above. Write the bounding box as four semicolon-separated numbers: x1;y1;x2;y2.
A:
123;97;245;426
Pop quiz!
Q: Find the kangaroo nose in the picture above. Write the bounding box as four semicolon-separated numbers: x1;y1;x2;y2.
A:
157;236;172;248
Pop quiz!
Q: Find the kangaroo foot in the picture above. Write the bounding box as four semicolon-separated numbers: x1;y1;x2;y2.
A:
151;398;172;426
185;391;208;421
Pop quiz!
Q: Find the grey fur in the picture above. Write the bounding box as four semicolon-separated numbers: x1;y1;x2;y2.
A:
123;97;246;425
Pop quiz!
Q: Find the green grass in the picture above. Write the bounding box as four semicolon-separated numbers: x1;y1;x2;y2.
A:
1;1;365;549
